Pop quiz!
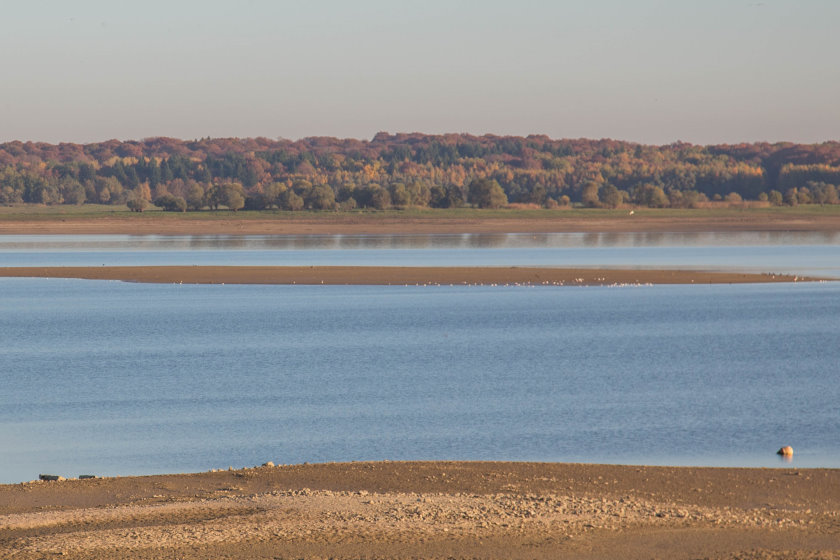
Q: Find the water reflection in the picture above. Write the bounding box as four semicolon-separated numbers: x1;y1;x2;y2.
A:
2;231;840;251
1;232;839;277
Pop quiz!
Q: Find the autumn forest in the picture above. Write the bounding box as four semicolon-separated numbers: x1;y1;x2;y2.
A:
2;133;840;212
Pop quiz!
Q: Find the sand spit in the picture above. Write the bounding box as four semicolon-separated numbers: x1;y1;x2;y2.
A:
0;266;822;286
1;461;839;559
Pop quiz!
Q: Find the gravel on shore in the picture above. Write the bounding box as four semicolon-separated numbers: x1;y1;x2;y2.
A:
2;461;838;559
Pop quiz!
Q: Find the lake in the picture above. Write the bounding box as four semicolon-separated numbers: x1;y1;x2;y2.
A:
1;277;838;483
1;231;840;277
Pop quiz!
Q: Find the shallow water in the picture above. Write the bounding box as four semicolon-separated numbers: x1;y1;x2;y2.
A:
1;232;839;276
1;279;838;483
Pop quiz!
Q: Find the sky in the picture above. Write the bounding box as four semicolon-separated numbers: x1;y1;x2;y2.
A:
1;0;838;145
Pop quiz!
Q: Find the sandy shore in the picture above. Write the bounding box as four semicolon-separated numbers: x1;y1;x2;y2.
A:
2;210;840;235
2;461;838;559
0;266;819;285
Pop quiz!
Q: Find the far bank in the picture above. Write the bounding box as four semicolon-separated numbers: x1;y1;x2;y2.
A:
1;206;840;235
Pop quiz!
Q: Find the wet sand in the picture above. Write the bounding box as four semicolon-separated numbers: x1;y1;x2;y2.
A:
2;461;838;559
0;266;817;285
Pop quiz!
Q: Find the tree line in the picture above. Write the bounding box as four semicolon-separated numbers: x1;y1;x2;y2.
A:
1;134;839;211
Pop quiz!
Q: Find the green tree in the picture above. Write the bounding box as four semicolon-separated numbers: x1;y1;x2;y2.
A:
78;163;96;184
186;183;206;210
304;184;336;210
796;187;812;205
279;189;304;211
724;192;743;205
353;184;390;209
429;185;464;208
124;165;140;189
222;183;246;211
369;185;391;210
599;184;621;208
244;190;270;210
59;178;86;205
207;182;245;211
580;181;601;207
406;181;431;206
338;197;358;211
126;197;148;212
808;181;839;205
528;184;547;205
634;183;669;208
389;182;410;207
154;194;187;212
94;176;124;204
263;182;284;209
336;184;357;204
467;178;508;209
784;188;799;206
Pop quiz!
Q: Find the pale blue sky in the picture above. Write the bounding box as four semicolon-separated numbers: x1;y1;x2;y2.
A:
2;0;838;145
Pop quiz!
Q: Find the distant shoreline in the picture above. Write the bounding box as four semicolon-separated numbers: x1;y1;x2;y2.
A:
0;265;822;285
2;207;840;236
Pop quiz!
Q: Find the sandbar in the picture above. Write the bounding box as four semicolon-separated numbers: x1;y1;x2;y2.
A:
0;266;819;285
2;461;838;559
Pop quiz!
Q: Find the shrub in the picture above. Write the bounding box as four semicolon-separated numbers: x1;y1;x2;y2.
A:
126;198;148;212
153;194;187;212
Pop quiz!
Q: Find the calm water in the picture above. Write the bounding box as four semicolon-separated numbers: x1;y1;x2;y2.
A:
1;232;840;276
1;278;838;483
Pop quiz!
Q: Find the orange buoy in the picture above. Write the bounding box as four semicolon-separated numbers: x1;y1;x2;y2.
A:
777;446;793;457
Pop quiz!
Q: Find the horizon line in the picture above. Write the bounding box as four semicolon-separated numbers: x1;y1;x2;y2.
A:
2;132;839;149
